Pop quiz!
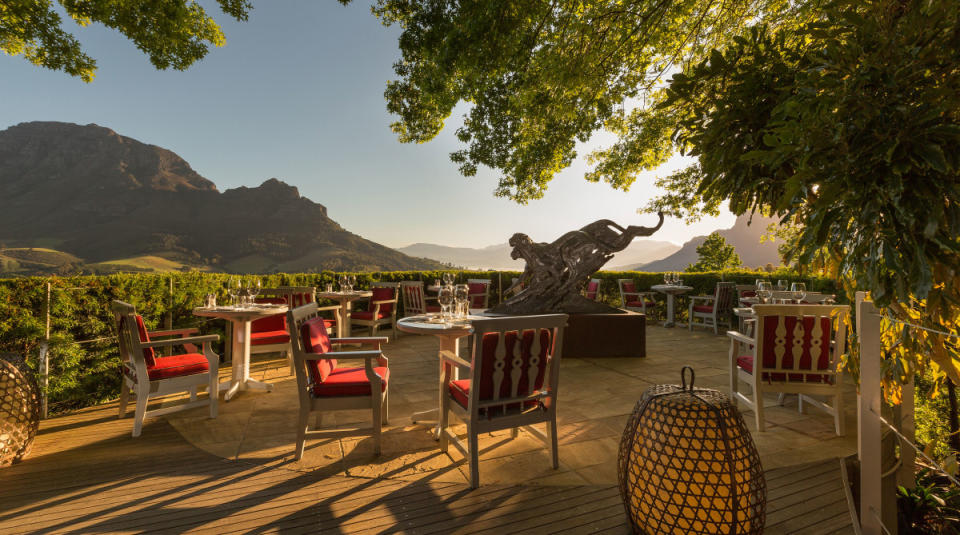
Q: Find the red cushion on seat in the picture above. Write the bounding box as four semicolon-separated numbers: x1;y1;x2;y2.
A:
693;304;715;313
133;315;157;366
468;282;488;308
586;281;599;300
370;287;395;315
622;281;637;294
741;290;757;298
626;300;657;308
352;310;390;320
448;378;540;412
252;298;287;333
426;305;442;313
147;353;209;380
736;355;832;384
300;317;336;382
250;330;290;346
312;366;389;397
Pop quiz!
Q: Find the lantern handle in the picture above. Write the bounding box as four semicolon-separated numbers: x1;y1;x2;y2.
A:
680;366;695;391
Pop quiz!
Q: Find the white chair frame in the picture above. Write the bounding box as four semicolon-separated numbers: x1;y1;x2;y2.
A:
617;279;658;318
112;301;219;437
466;279;492;309
250;286;317;375
438;314;568;488
689;282;736;334
399;281;437;317
727;304;850;436
288;303;390;457
352;282;400;339
584;278;602;301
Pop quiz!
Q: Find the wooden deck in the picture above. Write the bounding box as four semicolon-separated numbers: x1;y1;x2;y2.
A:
0;403;857;534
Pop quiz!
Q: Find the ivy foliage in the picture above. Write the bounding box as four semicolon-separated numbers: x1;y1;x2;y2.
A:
0;0;251;81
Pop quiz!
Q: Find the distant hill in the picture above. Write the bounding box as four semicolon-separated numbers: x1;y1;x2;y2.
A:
0;121;442;274
397;238;680;271
636;214;782;272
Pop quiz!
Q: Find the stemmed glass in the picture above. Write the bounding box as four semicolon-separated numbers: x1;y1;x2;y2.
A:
226;279;238;308
791;282;807;303
442;273;454;286
663;272;670;285
438;285;454;321
757;281;773;304
776;279;789;291
339;274;348;292
249;279;261;305
454;284;469;319
348;275;357;292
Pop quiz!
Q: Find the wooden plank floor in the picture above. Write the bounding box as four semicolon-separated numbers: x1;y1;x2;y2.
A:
0;404;856;534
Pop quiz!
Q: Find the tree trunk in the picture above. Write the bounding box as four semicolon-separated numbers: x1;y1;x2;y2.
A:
947;379;960;454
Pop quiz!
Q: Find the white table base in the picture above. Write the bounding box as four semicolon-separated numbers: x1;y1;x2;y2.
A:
220;319;274;401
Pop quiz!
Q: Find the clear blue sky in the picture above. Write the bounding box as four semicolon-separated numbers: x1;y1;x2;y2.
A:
0;1;734;249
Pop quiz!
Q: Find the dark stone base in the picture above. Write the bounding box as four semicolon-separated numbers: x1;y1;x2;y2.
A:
561;310;646;358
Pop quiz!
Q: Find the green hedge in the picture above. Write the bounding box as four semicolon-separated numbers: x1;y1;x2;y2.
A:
0;269;838;413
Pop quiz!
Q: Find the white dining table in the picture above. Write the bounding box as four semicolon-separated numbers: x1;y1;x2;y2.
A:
193;304;287;401
650;284;694;328
397;313;484;439
316;290;373;338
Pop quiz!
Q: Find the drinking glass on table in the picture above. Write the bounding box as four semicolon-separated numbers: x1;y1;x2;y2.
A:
454;284;469;318
338;275;347;292
438;285;454;321
791;282;807;303
757;281;773;303
348;275;357;292
227;278;240;308
249;279;261;303
777;279;788;291
442;272;454;286
663;272;670;285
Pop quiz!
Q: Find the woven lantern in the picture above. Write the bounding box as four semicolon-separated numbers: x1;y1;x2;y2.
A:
0;354;40;466
618;366;765;534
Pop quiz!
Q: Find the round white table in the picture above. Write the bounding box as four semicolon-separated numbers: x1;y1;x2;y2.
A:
650;284;694;328
193;305;287;401
397;314;481;439
316;290;373;338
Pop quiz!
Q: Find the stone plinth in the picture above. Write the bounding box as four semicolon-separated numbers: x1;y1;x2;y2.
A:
561;311;645;358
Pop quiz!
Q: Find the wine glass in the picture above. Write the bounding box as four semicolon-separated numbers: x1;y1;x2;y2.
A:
225;279;237;308
757;281;773;303
438;285;454;321
791;282;807;303
777;279;788;291
338;274;347;292
442;272;453;286
249;279;261;304
670;272;678;285
454;284;469;318
663;272;670;285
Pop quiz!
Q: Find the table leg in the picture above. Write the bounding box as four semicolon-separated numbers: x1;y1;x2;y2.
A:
223;319;274;401
342;298;353;337
412;335;462;439
664;295;676;328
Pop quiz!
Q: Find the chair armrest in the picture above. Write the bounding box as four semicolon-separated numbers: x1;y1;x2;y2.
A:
439;350;471;369
726;330;754;344
148;328;199;338
315;305;342;313
622;293;639;300
371;298;398;305
141;334;219;348
303;349;383;361
330;337;388;347
690;295;715;303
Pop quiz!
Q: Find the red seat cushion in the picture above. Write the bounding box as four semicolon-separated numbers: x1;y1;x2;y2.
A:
352;310;390;320
448;378;540;412
693;304;715;313
132;315;157;366
626;300;657;308
468;282;488;308
252;298;288;334
741;290;757;298
147;353;209;380
736;355;831;384
250;330;290;346
312;366;389;397
426;305;442;313
300;317;336;382
586;281;599;300
370;287;395;315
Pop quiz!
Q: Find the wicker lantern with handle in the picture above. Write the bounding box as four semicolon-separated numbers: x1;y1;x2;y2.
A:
0;353;41;466
618;366;765;534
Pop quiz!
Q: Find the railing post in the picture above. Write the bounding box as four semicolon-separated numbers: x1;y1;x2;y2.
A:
41;281;51;419
857;291;883;535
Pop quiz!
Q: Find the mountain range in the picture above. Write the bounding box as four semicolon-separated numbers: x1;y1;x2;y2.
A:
397;239;681;271
0;121;441;274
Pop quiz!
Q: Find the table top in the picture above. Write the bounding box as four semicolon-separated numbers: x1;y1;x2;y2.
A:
397;314;481;336
650;284;694;294
194;304;287;320
316;290;373;300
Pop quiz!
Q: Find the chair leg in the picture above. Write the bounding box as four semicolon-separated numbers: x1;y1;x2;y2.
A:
209;374;219;419
118;381;130;419
382;389;389;425
296;409;309;460
548;417;559;470
510;427;519;439
835;392;845;436
372;394;382;456
713;315;719;335
314;412;323;429
189;386;198;402
439;394;450;453
287;349;295;376
468;425;480;489
132;391;148;438
754;386;766;432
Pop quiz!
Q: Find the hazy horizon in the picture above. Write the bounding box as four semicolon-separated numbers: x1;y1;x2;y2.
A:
0;1;737;250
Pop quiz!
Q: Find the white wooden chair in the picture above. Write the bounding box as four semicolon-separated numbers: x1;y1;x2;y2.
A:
399;281;440;317
111;301;219;437
617;278;658;318
689;282;736;334
466;279;491;309
352;282;400;339
438;314;568;488
288;303;389;457
726;304;850;435
250;287;319;375
584;278;602;301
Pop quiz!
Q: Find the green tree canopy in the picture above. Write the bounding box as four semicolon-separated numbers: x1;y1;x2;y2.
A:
362;0;802;202
686;232;741;272
0;0;252;82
